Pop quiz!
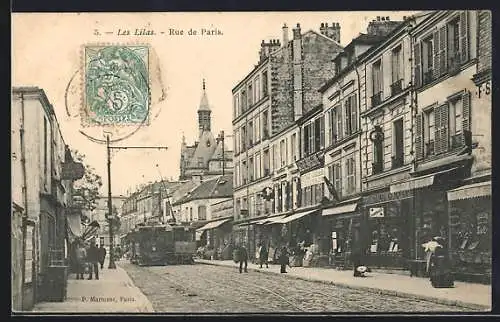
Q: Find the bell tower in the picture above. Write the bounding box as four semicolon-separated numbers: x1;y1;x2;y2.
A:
198;79;212;137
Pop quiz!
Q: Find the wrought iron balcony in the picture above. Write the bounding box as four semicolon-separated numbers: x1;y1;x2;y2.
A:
425;140;435;156
371;91;382;107
448;52;462;75
451;133;464;149
423;69;434;85
390;79;403;96
372;162;383;175
391;155;404;169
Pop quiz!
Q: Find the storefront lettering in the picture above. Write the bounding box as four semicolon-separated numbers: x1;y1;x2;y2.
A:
364;190;413;205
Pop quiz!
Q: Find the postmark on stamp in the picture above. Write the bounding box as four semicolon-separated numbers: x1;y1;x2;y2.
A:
83;45;150;126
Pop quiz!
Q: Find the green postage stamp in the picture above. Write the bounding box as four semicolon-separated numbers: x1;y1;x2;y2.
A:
83;45;150;126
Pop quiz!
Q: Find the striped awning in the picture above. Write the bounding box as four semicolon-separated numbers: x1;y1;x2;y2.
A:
196;218;232;232
447;181;491;201
390;167;458;193
271;209;318;224
322;203;358;217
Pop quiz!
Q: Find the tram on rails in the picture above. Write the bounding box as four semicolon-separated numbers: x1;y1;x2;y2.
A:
126;222;197;266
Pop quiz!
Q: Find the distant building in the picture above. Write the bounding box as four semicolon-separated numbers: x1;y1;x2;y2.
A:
179;80;233;181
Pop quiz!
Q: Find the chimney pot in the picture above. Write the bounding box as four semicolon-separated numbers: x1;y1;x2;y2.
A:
325;22;328;27
387;16;390;21
283;23;287;28
321;23;324;28
377;16;381;21
381;17;385;21
297;23;300;28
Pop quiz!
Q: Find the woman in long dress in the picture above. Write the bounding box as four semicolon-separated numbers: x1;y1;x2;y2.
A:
424;236;454;288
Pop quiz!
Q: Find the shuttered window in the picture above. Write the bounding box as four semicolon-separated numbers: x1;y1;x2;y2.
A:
320;116;325;149
346;158;356;195
434;103;450;154
333;162;342;198
414;42;422;88
415;113;424;160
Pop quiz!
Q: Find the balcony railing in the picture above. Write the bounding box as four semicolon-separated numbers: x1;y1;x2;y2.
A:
425;140;435;156
371;91;382;107
391;155;404;169
423;69;434;85
451;133;463;149
448;52;461;75
372;162;383;175
390;79;403;96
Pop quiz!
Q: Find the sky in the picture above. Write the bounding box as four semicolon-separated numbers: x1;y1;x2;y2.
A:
12;11;419;196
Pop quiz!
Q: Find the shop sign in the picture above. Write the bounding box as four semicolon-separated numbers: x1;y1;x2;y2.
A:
61;161;85;180
369;207;384;218
364;189;413;206
296;152;324;173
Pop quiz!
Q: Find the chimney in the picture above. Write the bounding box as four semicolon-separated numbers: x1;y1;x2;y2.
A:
282;23;289;45
367;16;402;37
320;22;326;35
324;22;341;43
292;23;302;121
293;23;301;39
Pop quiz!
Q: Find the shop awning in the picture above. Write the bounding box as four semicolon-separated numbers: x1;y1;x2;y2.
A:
272;209;318;224
264;215;288;225
66;211;83;243
322;203;358;217
390;167;459;194
447;181;491;201
196;218;232;232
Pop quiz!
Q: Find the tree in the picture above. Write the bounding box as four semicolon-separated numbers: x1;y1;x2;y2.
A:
71;149;103;212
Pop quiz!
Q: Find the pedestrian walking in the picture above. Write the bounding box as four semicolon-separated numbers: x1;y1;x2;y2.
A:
74;240;87;280
259;242;269;268
98;245;107;269
351;244;364;277
234;244;248;273
424;236;454;288
87;243;99;280
278;246;290;273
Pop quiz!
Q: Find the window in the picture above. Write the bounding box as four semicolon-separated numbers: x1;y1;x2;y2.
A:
198;206;207;220
249;157;254;181
372;128;384;174
422;36;434;84
197;157;204;168
302;124;309;156
242;160;247;184
448;18;460;63
233;95;239;117
241;125;246;151
248;120;253;146
392;119;404;168
248;83;253;107
241;90;247;112
262;110;269;139
449;96;463;148
189;207;193;221
346;158;356;194
280;139;286;167
291;133;297;161
254;76;261;103
371;60;382;106
262;71;268;97
333;163;342;198
255;152;261;179
255;116;260;143
314;118;321;152
308;123;315;155
271;145;276;170
391;45;402;84
425;109;436;156
263;148;270;176
344;95;358;136
234;128;239;154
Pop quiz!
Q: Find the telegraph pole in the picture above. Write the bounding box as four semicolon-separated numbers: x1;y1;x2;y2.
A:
106;140;168;269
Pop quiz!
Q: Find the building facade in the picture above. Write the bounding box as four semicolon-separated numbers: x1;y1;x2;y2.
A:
231;22;344;258
11;87;82;309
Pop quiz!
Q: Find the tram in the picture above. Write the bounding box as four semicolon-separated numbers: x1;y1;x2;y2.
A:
126;222;197;266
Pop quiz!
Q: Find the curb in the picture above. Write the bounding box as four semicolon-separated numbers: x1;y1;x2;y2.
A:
195;260;490;311
116;266;155;312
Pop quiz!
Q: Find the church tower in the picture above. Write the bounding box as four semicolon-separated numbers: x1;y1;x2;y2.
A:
198;79;211;137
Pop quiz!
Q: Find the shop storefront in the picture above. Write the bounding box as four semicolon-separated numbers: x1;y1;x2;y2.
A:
447;181;491;284
362;189;413;270
321;199;361;269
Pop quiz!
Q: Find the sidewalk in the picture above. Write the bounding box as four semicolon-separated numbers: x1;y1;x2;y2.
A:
196;259;491;311
32;259;154;313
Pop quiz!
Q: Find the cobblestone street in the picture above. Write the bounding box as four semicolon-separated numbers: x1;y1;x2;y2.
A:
121;262;469;313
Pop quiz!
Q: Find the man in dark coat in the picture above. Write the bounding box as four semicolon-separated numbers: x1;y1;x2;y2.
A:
238;245;248;273
351;244;363;277
87;243;99;280
259;242;269;268
278;246;290;273
98;245;107;269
